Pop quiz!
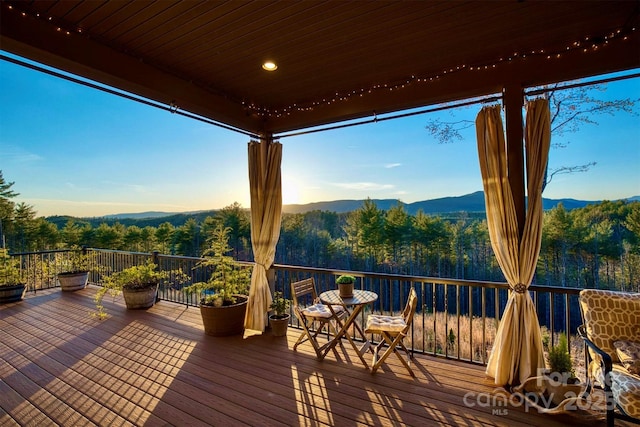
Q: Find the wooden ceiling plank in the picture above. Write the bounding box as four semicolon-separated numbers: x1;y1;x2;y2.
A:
132;4;235;55
213;2;563;102
112;1;209;46
122;2;221;54
174;1;336;71
87;1;160;37
97;1;176;40
53;0;110;24
184;3;461;99
142;1;267;59
29;0;78;18
62;1;134;33
148;0;330;77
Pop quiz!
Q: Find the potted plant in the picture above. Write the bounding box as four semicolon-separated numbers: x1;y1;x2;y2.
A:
93;260;181;318
0;248;25;304
57;247;95;291
546;333;577;383
336;274;356;298
514;333;582;412
184;224;251;336
269;291;291;337
544;333;581;398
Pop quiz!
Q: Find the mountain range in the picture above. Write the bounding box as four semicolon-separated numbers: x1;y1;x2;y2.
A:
98;191;639;219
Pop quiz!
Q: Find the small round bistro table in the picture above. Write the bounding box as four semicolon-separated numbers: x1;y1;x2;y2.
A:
319;289;378;368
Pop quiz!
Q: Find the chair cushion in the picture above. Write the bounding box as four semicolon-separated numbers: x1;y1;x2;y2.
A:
365;314;406;333
612;368;640;418
301;303;344;318
590;361;640;418
579;289;640;363
615;340;640;376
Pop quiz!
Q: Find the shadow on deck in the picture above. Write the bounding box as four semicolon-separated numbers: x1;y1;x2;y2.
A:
0;286;627;426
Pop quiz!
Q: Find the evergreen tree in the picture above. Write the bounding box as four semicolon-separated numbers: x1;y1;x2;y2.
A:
94;223;124;249
173;218;200;257
34;218;60;250
124;225;143;252
155;222;175;254
0;171;19;249
217;202;250;258
12;202;37;252
383;203;411;273
140;226;157;253
345;198;384;271
62;219;83;247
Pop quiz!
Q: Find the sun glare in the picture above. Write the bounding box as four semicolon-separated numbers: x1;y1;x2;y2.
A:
282;179;300;205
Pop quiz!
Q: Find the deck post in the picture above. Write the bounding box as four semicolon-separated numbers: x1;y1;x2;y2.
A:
503;83;525;238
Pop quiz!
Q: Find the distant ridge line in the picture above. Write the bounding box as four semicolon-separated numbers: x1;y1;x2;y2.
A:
66;191;639;220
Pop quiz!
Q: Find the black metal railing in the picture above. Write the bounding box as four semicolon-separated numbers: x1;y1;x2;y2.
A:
270;265;582;366
10;249;79;291
10;249;584;368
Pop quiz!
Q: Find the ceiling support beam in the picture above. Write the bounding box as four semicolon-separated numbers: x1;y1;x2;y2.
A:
503;84;526;238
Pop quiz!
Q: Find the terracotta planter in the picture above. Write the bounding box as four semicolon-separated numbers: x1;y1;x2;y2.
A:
122;283;158;309
199;294;248;336
58;271;89;291
0;283;26;304
269;314;290;337
339;282;354;298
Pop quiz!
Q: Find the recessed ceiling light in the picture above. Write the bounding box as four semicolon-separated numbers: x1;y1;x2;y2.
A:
262;61;278;71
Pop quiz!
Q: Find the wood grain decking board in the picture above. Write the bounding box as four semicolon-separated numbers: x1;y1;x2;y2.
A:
0;286;630;426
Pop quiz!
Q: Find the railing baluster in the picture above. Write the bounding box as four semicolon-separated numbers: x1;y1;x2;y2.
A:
550;291;555;348
432;282;437;356
469;284;474;362
456;284;460;361
420;281;426;353
482;286;487;365
9;249;585;366
565;293;571;350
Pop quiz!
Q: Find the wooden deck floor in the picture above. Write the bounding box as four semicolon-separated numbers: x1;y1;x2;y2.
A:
0;286;626;427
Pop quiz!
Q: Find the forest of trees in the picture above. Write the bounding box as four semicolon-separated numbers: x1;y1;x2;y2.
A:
2;168;639;293
3;82;638;293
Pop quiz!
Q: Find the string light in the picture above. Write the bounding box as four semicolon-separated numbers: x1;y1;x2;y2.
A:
247;24;636;118
5;2;637;119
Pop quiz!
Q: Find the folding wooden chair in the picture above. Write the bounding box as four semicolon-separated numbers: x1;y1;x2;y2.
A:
291;278;346;359
364;288;418;376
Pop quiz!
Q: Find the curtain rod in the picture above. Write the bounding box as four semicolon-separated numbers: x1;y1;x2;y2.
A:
278;71;640;139
274;94;503;139
0;53;260;139
525;71;640;96
5;53;636;141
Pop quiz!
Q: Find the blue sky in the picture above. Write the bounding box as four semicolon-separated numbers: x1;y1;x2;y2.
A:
1;53;639;218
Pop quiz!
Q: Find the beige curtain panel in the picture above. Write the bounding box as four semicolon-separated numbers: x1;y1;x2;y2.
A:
476;99;551;386
245;140;283;332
